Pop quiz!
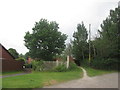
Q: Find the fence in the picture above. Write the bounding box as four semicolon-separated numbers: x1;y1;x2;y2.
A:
2;59;25;72
42;61;67;70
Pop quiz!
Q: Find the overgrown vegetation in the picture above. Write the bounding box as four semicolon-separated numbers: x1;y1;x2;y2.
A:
31;60;44;71
53;62;79;72
90;58;118;70
53;64;67;72
31;60;79;72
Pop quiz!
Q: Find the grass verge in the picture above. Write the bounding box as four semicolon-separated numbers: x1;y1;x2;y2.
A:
2;69;83;88
2;71;24;76
84;66;118;77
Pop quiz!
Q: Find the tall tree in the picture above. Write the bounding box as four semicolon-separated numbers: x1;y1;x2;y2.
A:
94;7;120;59
24;19;67;61
72;22;88;65
91;6;120;70
8;48;19;59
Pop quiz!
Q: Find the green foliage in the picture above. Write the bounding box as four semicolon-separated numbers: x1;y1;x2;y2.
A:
90;7;120;70
16;57;25;62
64;43;72;56
31;60;44;71
91;58;119;70
8;48;19;59
80;59;90;67
72;22;88;65
53;64;67;72
84;67;117;77
24;63;32;68
53;62;79;72
24;18;67;61
68;62;79;71
94;7;119;58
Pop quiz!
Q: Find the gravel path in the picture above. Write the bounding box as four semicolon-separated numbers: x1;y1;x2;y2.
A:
44;67;118;88
0;73;29;78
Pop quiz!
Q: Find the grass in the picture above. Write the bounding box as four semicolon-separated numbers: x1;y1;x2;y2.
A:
84;66;117;77
2;71;24;75
2;69;83;88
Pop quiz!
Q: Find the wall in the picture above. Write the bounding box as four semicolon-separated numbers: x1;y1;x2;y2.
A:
0;45;25;72
2;59;24;72
1;46;15;61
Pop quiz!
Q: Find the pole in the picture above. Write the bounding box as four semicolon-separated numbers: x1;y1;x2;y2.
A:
89;24;91;65
67;55;69;69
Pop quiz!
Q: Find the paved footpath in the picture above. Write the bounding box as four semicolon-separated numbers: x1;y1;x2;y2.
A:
44;67;119;88
0;73;28;78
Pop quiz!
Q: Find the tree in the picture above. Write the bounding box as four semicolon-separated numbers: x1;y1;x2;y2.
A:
8;48;19;59
94;7;119;59
24;19;67;61
16;53;26;62
91;6;120;70
72;22;88;65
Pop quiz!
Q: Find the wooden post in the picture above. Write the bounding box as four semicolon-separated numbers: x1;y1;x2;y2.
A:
56;60;59;66
89;24;91;64
66;55;69;69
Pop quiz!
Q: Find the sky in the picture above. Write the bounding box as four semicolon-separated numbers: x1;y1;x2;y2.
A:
0;0;119;54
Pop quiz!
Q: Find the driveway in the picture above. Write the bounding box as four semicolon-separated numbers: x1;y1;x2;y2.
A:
44;67;119;88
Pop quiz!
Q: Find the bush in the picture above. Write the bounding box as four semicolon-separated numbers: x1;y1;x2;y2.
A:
31;60;44;71
24;63;32;68
81;59;90;67
53;64;67;72
91;58;119;70
16;57;26;62
53;62;79;72
68;62;79;71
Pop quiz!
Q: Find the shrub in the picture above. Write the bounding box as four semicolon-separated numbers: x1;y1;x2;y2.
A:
68;62;79;71
31;60;44;71
53;61;79;72
24;63;32;68
16;57;26;62
91;58;119;70
81;59;90;67
53;64;67;72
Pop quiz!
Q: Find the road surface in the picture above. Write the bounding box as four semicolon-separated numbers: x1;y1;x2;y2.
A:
44;67;118;88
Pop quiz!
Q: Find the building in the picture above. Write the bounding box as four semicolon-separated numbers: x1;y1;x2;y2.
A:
0;44;24;72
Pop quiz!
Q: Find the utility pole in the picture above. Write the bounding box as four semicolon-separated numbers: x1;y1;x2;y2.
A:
89;24;91;65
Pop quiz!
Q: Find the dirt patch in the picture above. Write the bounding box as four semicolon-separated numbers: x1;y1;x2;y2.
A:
43;80;57;86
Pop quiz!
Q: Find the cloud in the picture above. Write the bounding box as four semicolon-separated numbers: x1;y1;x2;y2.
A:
0;0;119;54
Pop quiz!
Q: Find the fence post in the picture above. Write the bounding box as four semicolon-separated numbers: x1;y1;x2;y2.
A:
56;60;59;66
66;55;69;69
